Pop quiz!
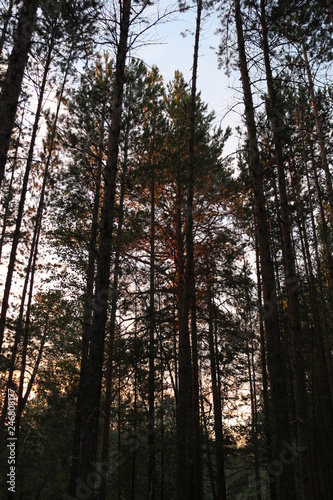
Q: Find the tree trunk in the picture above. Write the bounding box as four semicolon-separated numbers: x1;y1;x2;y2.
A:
159;284;165;500
130;291;138;500
99;150;127;500
207;284;227;500
260;2;315;497
288;152;333;416
68;113;104;499
148;158;156;500
76;1;131;492
255;232;278;500
177;1;203;498
244;265;262;500
0;0;39;187
175;134;191;500
233;1;296;497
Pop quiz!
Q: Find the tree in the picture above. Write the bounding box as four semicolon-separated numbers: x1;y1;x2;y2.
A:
75;0;132;492
259;1;315;496
232;1;296;497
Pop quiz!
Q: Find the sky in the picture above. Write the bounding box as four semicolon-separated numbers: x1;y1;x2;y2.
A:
132;0;242;157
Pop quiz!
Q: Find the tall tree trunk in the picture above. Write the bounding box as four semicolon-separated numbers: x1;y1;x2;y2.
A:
0;0;39;187
233;1;296;497
159;283;165;500
68;117;104;498
177;1;203;498
255;231;278;500
117;354;122;500
190;271;202;500
260;2;315;497
244;265;262;500
207;284;227;500
130;291;138;500
99;150;127;500
175;147;192;500
187;1;203;497
77;1;131;492
0;41;53;353
148;159;156;500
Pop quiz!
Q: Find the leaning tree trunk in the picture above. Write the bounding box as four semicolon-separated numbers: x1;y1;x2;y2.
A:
0;0;39;187
233;1;296;498
76;0;131;492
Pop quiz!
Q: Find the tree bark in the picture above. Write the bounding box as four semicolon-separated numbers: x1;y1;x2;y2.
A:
233;1;296;497
177;1;203;498
148;156;156;500
76;0;131;492
207;284;227;500
99;147;127;500
260;2;315;497
244;265;262;500
255;232;278;500
68;107;104;499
